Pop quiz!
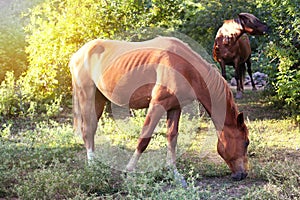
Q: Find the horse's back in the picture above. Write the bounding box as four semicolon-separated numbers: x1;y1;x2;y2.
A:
70;37;190;106
70;36;213;109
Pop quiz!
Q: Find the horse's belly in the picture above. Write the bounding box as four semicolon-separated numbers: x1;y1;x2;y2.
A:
97;66;156;108
128;83;154;109
217;49;236;63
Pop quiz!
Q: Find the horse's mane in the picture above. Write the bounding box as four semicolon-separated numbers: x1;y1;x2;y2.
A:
162;36;239;129
216;19;243;40
206;65;238;127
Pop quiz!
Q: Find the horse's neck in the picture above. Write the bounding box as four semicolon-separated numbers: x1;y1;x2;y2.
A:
168;39;239;130
193;67;238;130
218;19;245;44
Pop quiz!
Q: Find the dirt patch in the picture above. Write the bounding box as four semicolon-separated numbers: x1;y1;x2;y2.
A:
196;176;267;198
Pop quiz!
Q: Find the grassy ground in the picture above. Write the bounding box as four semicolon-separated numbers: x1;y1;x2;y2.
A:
0;89;299;199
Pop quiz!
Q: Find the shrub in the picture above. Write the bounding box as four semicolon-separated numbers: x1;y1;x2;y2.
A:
0;71;64;118
23;0;184;102
257;0;300;123
0;71;19;116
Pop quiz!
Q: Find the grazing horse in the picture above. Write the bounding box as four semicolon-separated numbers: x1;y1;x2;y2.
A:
213;13;268;98
70;36;250;181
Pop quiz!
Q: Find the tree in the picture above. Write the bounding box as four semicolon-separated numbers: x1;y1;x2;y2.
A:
0;0;43;82
1;0;184;116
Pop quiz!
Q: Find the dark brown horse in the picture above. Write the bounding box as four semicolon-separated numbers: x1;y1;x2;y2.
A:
70;36;250;181
213;13;268;98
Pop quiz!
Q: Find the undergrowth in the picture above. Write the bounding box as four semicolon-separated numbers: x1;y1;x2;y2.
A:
0;92;299;199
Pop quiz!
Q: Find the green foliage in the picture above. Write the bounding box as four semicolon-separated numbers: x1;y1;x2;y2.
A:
1;107;299;198
0;1;26;82
0;0;44;82
15;162;112;199
180;0;257;52
1;0;299;121
23;0;183;101
258;0;300;123
0;70;64;118
0;0;185;118
248;119;300;199
0;72;19;116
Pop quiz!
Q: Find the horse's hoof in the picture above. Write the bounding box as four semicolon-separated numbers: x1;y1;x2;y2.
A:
173;168;188;188
236;92;243;99
125;166;135;172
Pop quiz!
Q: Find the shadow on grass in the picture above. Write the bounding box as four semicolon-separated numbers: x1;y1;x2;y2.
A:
232;89;286;121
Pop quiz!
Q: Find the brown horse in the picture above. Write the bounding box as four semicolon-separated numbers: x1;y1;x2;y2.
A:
213;13;268;98
70;36;250;181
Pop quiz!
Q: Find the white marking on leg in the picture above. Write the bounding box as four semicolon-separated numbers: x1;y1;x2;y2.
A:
167;146;187;188
87;148;95;164
166;146;176;168
166;130;178;168
173;168;187;188
126;150;141;171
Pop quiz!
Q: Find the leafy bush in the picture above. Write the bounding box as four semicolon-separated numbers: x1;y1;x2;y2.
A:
0;71;64;118
180;0;257;53
257;0;300;123
23;0;184;101
1;0;299;122
0;72;19;116
0;0;184;118
0;1;27;82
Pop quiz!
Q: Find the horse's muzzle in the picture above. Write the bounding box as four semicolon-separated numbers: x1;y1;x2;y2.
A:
263;25;271;34
231;171;248;181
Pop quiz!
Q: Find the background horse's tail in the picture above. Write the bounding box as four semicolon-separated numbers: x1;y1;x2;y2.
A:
239;63;246;86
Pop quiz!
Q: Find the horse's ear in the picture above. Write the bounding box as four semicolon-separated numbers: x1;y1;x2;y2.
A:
238;13;248;22
238;13;244;19
237;112;244;127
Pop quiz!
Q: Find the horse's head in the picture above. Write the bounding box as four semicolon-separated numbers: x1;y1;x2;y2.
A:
217;112;249;181
238;13;269;35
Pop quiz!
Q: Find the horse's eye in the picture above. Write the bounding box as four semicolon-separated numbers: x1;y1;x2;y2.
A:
244;140;250;148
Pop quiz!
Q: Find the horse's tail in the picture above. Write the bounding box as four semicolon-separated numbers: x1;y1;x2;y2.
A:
212;41;219;62
239;62;247;85
69;55;83;137
72;79;82;137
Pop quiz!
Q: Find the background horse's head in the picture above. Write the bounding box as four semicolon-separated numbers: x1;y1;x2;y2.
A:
217;113;249;181
238;13;269;35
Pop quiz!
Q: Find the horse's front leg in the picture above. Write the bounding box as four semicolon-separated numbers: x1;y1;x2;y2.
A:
126;103;165;171
166;109;187;187
166;109;181;167
220;60;227;80
77;85;99;162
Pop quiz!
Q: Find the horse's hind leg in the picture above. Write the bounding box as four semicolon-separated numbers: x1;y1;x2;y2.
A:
126;103;165;171
234;62;243;99
95;88;107;120
246;58;257;90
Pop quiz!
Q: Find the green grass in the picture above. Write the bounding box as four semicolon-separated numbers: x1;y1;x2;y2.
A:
0;91;299;199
